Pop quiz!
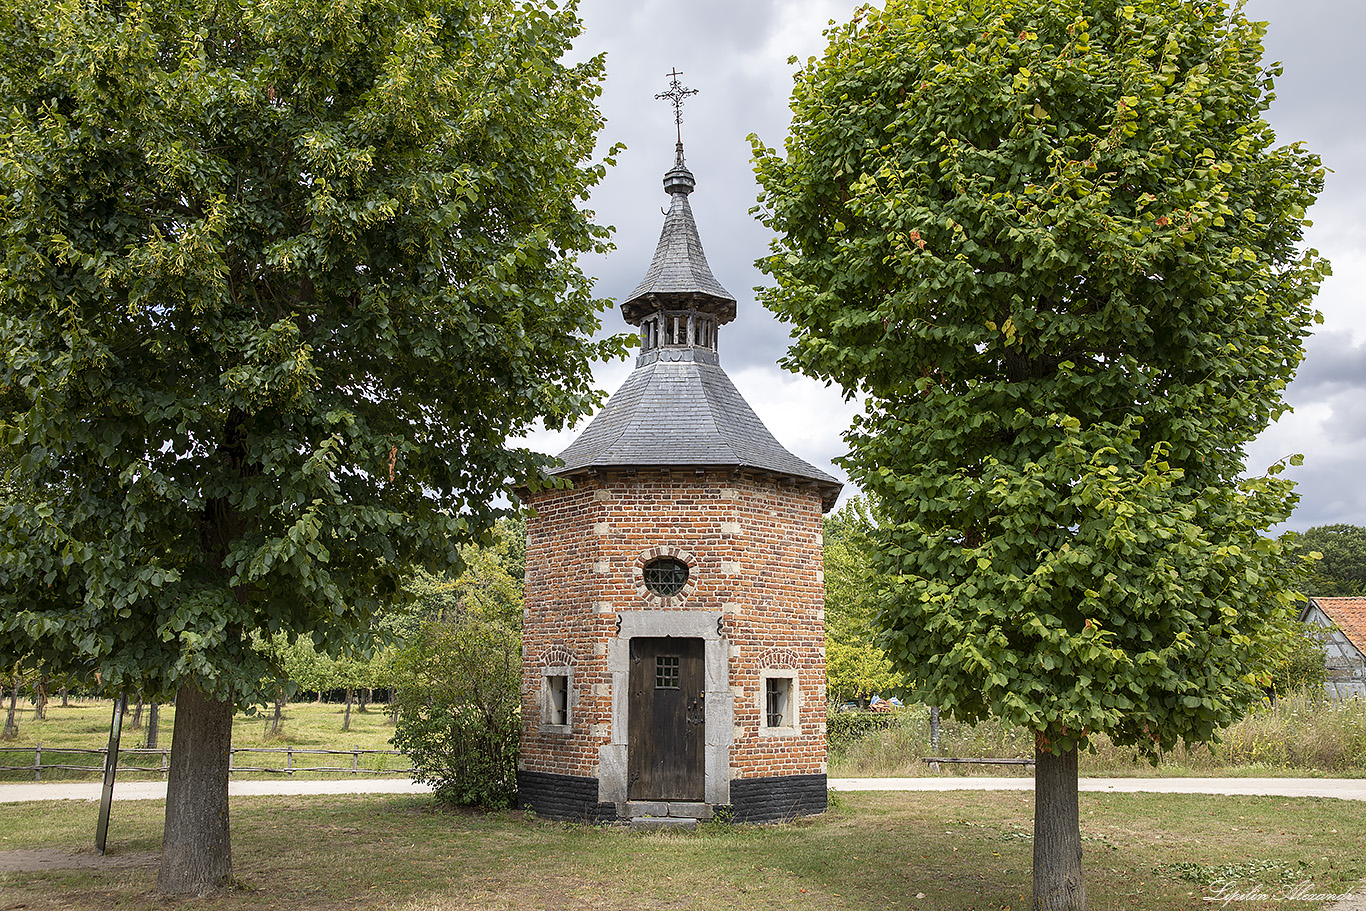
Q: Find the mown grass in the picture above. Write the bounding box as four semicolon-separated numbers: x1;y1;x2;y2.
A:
830;691;1366;779
1;789;1363;910
0;699;404;782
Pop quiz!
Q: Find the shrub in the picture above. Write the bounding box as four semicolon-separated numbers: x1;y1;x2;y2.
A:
825;709;902;748
390;615;520;808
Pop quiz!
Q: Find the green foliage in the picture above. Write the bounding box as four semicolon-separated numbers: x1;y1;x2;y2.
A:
0;0;625;703
1284;524;1366;596
824;498;907;703
389;613;520;808
753;0;1326;761
825;708;900;747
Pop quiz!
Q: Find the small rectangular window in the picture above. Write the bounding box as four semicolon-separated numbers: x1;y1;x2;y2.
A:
656;655;680;689
547;675;568;726
765;677;792;728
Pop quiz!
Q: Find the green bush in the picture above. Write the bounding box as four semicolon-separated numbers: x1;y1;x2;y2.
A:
390;615;520;808
825;709;901;748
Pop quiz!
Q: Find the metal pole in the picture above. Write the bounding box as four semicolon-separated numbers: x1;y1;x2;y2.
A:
94;692;126;855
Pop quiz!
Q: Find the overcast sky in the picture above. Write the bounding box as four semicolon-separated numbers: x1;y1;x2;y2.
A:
525;0;1366;533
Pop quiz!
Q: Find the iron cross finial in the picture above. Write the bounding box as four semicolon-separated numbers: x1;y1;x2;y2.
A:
655;68;698;145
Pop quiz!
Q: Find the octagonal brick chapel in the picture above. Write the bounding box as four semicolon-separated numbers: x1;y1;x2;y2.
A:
516;141;841;825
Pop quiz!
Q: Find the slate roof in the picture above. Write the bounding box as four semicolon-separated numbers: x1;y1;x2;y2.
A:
621;152;736;326
555;348;842;511
1308;597;1366;656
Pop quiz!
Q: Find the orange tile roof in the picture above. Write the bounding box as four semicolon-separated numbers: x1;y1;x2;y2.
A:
1310;597;1366;656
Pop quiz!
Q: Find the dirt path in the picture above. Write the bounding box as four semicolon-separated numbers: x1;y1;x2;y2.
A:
0;848;159;873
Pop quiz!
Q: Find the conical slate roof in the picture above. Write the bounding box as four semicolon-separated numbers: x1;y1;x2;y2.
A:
554;144;842;512
621;146;736;326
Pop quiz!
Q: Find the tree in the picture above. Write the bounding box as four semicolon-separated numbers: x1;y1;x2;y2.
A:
1285;524;1366;596
0;0;623;894
823;497;906;704
752;2;1326;908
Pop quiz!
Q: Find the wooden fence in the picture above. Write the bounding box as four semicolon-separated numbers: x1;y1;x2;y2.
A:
0;745;412;781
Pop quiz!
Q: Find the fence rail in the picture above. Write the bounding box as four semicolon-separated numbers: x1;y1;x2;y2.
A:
0;744;412;781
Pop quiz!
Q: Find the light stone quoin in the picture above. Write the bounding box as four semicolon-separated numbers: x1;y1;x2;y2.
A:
515;126;841;824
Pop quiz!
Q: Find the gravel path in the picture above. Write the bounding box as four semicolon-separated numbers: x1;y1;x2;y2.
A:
4;775;1365;803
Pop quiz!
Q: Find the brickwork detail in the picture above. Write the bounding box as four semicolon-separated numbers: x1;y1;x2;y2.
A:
754;646;799;669
537;645;578;668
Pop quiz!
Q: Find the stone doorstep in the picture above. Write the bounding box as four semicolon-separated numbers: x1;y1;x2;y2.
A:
624;800;713;820
629;815;696;831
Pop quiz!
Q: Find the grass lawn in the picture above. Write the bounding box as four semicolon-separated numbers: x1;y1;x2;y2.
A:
0;790;1363;910
0;700;404;781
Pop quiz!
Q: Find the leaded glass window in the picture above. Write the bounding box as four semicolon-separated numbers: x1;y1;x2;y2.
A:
643;557;689;597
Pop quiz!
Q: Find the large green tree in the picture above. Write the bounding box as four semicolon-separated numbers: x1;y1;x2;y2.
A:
1287;524;1366;596
753;1;1326;908
0;0;623;894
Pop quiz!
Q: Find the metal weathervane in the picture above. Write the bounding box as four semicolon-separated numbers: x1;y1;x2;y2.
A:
656;68;698;145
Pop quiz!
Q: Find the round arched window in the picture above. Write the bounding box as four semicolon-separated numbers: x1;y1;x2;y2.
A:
642;557;690;597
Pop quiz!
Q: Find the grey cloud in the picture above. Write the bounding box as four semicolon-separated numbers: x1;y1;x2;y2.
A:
1292;330;1366;394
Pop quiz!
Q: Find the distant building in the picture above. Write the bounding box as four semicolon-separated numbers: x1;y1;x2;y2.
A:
1300;596;1366;699
515;139;841;826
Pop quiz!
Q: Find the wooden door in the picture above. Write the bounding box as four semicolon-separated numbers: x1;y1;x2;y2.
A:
627;637;705;801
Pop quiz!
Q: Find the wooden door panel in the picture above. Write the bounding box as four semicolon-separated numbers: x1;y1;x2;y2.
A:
627;637;704;801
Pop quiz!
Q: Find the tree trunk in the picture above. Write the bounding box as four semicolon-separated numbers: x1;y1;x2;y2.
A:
60;686;69;707
357;687;369;713
157;680;233;895
147;702;160;751
1033;739;1087;911
389;688;399;725
2;676;18;740
929;705;941;751
269;691;284;736
131;693;144;729
34;677;48;721
341;688;353;732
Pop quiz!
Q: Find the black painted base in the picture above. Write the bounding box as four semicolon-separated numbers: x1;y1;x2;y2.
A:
515;770;828;824
516;770;620;822
729;773;828;822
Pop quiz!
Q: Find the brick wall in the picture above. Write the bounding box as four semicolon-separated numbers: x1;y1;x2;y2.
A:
519;468;828;788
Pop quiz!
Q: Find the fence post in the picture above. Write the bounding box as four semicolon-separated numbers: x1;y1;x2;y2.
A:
228;747;234;776
161;748;168;779
34;742;41;781
352;747;359;774
287;748;293;776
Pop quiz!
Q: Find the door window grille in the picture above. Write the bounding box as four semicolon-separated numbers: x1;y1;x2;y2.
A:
656;655;680;689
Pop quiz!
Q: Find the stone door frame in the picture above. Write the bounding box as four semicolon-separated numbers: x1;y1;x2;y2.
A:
600;609;732;808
